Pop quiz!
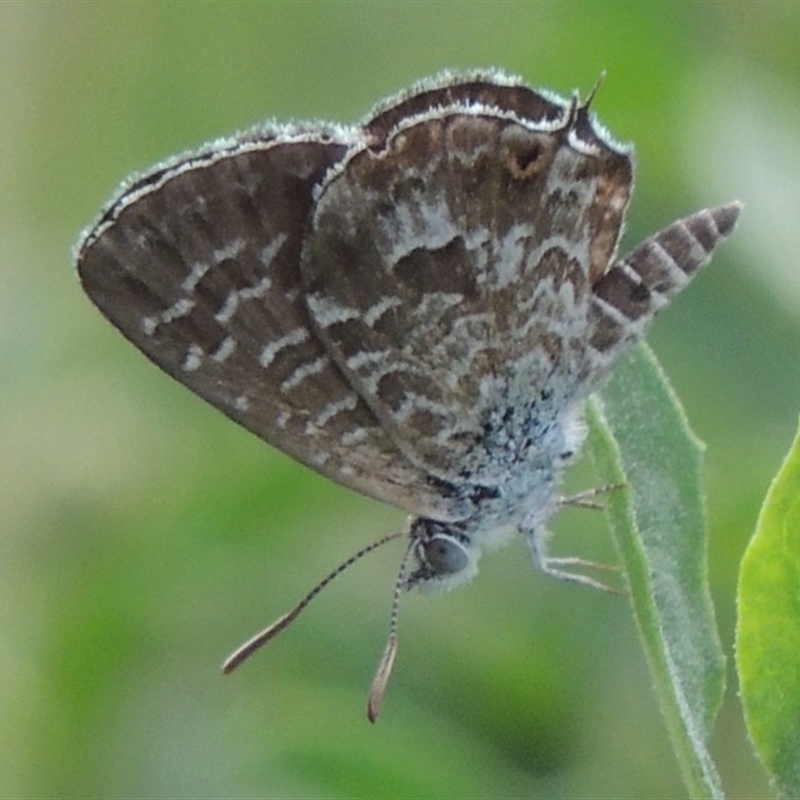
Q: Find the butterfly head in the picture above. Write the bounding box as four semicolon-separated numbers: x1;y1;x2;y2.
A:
404;518;480;592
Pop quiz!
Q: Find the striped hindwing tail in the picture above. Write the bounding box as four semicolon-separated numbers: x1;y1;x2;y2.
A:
585;201;742;380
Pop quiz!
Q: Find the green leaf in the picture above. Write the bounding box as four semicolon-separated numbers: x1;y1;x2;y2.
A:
737;418;800;798
587;343;726;799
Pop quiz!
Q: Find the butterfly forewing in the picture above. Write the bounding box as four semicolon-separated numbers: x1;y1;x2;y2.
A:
77;133;467;520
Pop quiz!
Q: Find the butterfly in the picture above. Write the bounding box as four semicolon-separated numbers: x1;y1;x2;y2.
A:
76;70;740;720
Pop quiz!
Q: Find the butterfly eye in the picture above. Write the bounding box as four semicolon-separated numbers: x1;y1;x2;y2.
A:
419;532;470;576
406;524;480;593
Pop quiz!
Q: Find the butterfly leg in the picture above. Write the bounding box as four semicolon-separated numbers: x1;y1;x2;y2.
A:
523;524;624;594
557;482;627;510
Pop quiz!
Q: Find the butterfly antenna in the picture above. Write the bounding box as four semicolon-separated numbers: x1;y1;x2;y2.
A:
367;536;416;723
222;530;404;674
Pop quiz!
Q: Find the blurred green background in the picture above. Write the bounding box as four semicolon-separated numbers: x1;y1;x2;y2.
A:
2;1;798;797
